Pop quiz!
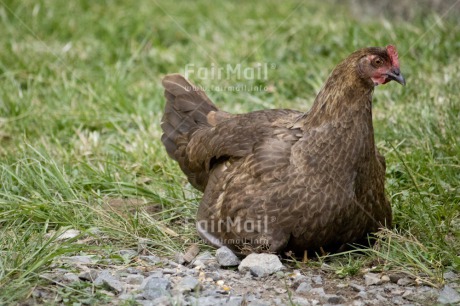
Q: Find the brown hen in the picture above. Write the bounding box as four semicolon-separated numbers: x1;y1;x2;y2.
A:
161;46;405;255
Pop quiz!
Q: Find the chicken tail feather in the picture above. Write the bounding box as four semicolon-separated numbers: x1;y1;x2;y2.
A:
161;74;218;159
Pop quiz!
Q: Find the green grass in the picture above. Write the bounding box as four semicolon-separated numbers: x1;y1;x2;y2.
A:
1;0;459;303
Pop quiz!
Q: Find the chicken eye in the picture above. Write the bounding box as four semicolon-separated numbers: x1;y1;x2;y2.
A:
374;58;383;66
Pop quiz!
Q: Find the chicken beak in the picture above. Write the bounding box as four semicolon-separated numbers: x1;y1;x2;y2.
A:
386;68;406;86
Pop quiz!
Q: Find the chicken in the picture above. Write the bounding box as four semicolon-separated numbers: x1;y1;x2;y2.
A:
161;45;405;255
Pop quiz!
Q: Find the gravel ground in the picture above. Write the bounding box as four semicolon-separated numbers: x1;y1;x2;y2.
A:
26;245;459;306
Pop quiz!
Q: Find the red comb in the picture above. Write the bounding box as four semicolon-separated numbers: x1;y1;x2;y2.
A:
386;45;400;68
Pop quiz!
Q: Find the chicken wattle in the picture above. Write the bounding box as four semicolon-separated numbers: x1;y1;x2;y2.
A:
161;45;405;255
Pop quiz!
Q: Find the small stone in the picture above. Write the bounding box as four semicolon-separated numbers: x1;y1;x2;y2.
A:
86;227;102;235
326;295;346;304
443;271;457;281
193;260;205;269
192;251;217;268
58;273;78;283
272;298;283;305
38;273;56;284
167;260;182;268
162;268;176;274
238;253;283;277
241;293;259;302
274;287;287;294
391;288;405;295
141;277;171;300
296;282;313;294
397;277;415;286
55;229;80;241
242;271;252;280
320;262;332;270
312;275;323;285
384;283;399;290
275;271;285;278
118;293;136;300
391;296;405;305
225;296;244;306
350;282;365;292
62;255;94;265
174;252;185;265
137;301;155;306
288;270;301;279
163;297;180;306
292;297;311;306
389;273;405;284
310;287;325;296
293;275;311;288
216;246;241;267
418;286;439;301
402;289;415;300
438;285;460;304
139;255;161;264
381;275;390;283
187;296;222;306
258;299;271;305
148;270;164;278
126;274;144;285
250;266;267;278
78;269;99;281
99;290;115;297
223;286;233;294
364;273;382;286
245;300;270;306
176;276;200;292
32;289;48;298
196;251;216;261
137;238;150;254
126;267;141;274
94;270;123;293
187;269;199;276
183;244;200;263
118;249;138;258
205;271;221;281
